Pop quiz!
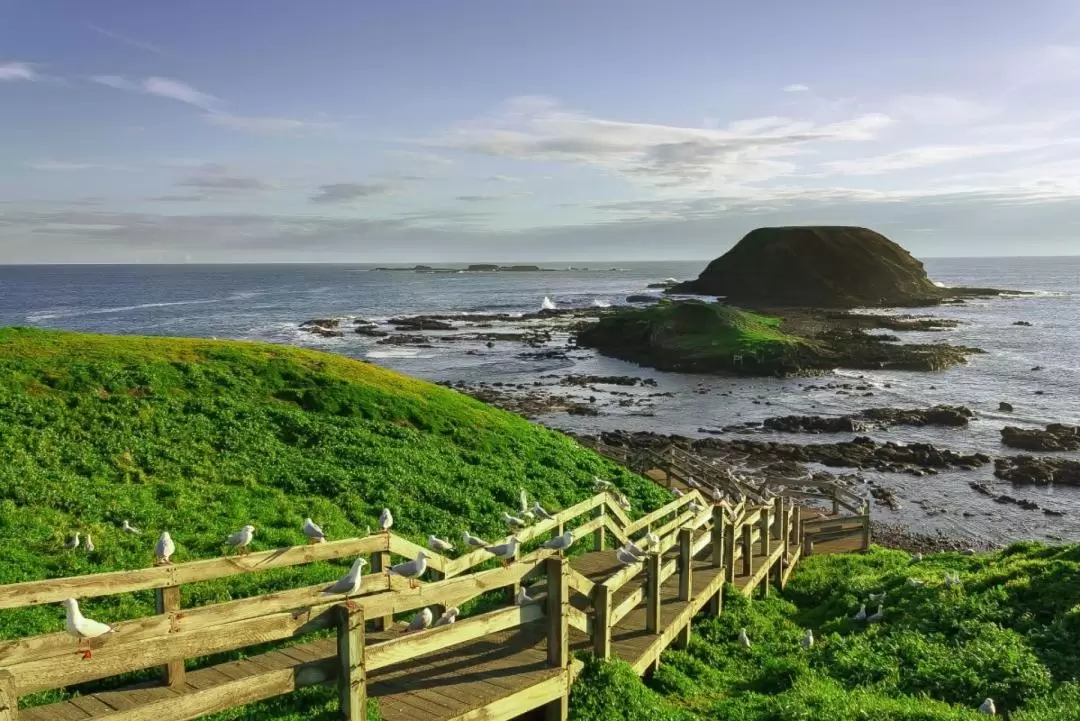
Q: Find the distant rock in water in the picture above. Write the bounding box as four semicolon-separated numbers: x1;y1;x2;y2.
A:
669;226;945;308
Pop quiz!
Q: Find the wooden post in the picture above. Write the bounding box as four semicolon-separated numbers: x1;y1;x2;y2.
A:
780;499;791;557
646;553;661;634
861;515;872;551
772;498;784;542
709;589;722;616
831;489;840;516
795;506;804;549
546;556;569;668
154;585;185;687
678;528;693;602
336;604;366;721
593;505;606;551
724;519;736;584
675;622;691;649
759;506;771;557
592;584;612;659
711;505;725;568
741;523;753;577
0;671;16;721
371;551;393;630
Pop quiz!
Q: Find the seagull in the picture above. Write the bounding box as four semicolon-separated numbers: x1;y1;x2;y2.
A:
616;494;631;512
484;538;521;567
522;509;536;523
622;540;647;559
978;698;996;715
434;607;459;627
462;530;488;548
428;534;454;554
322;558;368;609
944;571;962;588
388;551;429;588
687;477;700;489
738;628;751;648
302;518;326;544
644;530;660;548
868;591;886;603
616;547;641;566
711;486;724;503
155;532;175;565
543;531;575;552
84;534;95;553
502;511;527;529
62;598;115;659
516;587;533;605
379;508;393;535
801;629;814;649
688;501;704;514
225;525;256;554
907;577;926;588
64;533;81;550
519;488;530;513
404;607;433;633
672;488;685;497
531;502;555;521
121;520;141;535
854;604;867;621
593;476;613;492
867;604;884;623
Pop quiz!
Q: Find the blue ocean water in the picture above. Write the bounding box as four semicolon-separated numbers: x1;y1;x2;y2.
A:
2;257;1079;544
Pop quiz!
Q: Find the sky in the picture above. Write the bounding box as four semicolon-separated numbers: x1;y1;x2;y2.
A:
2;0;1080;263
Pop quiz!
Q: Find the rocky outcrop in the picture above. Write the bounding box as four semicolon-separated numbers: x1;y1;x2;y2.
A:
669;226;946;307
994;456;1080;485
761;405;973;433
1001;424;1080;452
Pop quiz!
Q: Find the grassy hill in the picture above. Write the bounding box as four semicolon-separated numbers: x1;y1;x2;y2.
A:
0;327;669;718
571;543;1080;721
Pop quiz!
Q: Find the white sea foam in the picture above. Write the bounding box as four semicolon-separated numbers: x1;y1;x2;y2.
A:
540;296;556;310
26;299;221;322
591;299;611;308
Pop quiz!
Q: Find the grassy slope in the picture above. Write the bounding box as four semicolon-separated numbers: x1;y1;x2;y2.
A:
0;327;670;719
572;543;1080;721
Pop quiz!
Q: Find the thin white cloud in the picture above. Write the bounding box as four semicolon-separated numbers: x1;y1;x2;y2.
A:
178;165;274;190
0;62;39;82
888;94;996;126
487;174;523;183
310;182;393;203
783;84;810;93
87;24;165;57
205;113;331;134
823;139;1078;175
143;77;220;111
24;160;135;172
90;75;136;90
148;194;208;202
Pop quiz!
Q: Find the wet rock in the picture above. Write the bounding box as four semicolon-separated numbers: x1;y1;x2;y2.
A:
389;316;455;331
376;334;433;346
355;327;389;337
299;318;344;337
1001;423;1080;452
1013;321;1033;326
761;405;973;434
625;295;659;303
969;482;994;496
995;455;1080;485
562;375;656;387
999;401;1014;412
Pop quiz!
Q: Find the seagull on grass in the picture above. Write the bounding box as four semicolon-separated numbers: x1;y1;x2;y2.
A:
593;477;614;492
85;534;95;553
738;628;751;648
867;604;885;623
978;698;996;715
801;629;814;648
154;532;175;565
388;551;429;588
944;571;962;588
854;604;867;621
121;520;141;535
302;518;326;544
531;502;555;521
64;533;80;550
404;607;433;633
868;591;886;603
63;598;115;659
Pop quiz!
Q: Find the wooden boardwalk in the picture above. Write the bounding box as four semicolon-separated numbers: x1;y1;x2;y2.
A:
2;483;866;721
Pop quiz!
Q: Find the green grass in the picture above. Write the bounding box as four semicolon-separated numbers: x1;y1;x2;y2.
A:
0;327;670;716
570;543;1080;720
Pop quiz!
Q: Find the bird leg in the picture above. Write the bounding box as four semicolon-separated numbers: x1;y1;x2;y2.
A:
344;599;360;612
409;578;419;589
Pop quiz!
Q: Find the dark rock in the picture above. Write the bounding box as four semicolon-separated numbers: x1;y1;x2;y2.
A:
376;334;432;346
625;295;659;303
1001;424;1080;452
355;327;389;337
999;402;1014;412
994;455;1080;485
1013;321;1033;326
389;316;455;331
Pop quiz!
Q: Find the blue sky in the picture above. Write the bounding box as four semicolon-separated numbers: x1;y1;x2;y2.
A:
2;0;1080;262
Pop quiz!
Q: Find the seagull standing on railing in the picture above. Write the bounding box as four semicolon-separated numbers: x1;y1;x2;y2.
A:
428;534;454;553
302;518;326;544
688;501;704;514
225;525;256;555
462;530;488;548
379;508;393;535
616;547;641;566
62;598;115;659
516;587;534;605
622;540;647;559
502;511;527;529
404;607;433;633
388;551;429;588
484;537;521;567
531;502;555;521
543;531;575;553
672;488;684;497
434;607;459;627
64;533;80;550
687;477;700;489
121;520;141;535
711;486;724;503
322;557;368;609
155;531;175;565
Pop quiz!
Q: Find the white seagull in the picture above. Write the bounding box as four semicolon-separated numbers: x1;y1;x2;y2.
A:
404;607;433;633
672;488;685;497
687;477;700;489
428;534;454;553
434;607;459;627
502;511;527;529
944;571;962;588
519;488;530;513
616;494;631;512
531;502;555;521
516;587;534;605
322;557;368;600
85;534;95;553
462;530;488;548
388;551;429;588
801;629;814;648
854;604;867;621
593;476;613;492
64;533;80;550
302;518;326;544
225;525;256;554
379;508;393;535
907;577;926;588
484;538;521;567
978;698;996;715
688;501;705;514
155;531;176;565
643;530;660;548
868;591;886;603
738;628;751;648
543;531;575;552
867;604;885;623
616;547;641;566
62;598;115;659
121;520;141;535
622;540;647;559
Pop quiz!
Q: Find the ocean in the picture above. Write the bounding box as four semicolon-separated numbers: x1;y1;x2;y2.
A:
2;257;1079;545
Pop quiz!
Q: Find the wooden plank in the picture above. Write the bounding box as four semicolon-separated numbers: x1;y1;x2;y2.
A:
760;507;771;557
624;494;693;536
367;604;544;671
370;550;394;631
741;523;753;577
0;671;15;721
782;545;802;587
336;605;365;721
711;506;725;567
547;556;569;668
592;505;606;552
566;569;595;599
723;519;736;584
677;528;692;602
645;554;660;634
610;586;644;626
446;669;567;721
567;606;591;636
0;535;385;610
154;585;185;687
603;495;632;530
592;584;611;659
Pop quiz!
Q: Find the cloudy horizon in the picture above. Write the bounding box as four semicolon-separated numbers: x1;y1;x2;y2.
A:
3;1;1080;263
